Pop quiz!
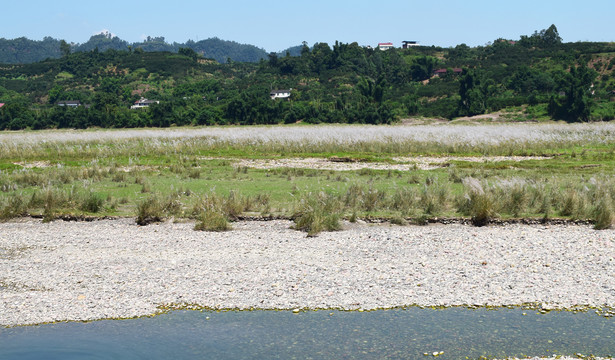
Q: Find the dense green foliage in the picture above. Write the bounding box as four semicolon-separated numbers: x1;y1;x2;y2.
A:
1;25;614;130
0;33;270;64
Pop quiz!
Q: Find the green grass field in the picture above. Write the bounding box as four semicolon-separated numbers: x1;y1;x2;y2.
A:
1;122;614;231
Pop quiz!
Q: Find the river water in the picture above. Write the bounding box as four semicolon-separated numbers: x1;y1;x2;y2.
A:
1;308;613;359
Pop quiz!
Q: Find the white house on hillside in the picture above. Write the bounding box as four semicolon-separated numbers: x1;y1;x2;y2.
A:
131;98;159;109
402;41;419;48
57;100;82;107
377;42;394;51
270;89;292;100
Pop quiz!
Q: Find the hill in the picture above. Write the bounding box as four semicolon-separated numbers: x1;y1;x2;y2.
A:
1;25;614;130
0;32;269;64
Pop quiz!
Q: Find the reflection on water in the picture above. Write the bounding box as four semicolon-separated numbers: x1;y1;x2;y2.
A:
0;308;614;359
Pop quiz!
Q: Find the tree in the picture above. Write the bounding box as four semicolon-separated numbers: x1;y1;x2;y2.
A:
178;47;199;60
458;69;486;116
520;24;563;48
541;24;563;46
410;56;438;81
268;52;279;68
548;63;597;122
60;40;71;57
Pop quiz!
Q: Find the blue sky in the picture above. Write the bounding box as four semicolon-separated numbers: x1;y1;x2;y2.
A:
2;0;613;51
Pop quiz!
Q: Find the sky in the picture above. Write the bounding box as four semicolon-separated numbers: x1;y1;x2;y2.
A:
2;0;614;52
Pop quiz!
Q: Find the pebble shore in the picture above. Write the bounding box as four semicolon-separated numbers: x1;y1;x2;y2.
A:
1;218;614;327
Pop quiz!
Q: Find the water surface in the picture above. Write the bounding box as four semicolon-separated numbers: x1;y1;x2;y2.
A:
1;308;613;359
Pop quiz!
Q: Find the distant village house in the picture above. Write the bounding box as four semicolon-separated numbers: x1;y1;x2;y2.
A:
377;42;394;51
57;100;82;107
270;89;292;100
433;68;463;77
131;98;159;109
402;41;419;48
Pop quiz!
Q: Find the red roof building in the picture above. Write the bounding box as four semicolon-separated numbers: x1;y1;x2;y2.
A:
377;42;394;50
433;68;463;77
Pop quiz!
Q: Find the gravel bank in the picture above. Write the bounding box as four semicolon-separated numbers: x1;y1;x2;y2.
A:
1;218;614;327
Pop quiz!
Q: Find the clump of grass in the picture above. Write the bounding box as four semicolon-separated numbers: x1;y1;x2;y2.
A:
389;187;419;214
136;195;164;225
39;187;68;222
187;168;201;179
362;185;385;212
79;191;104;213
593;197;613;230
0;193;28;220
141;182;151;193
496;178;529;217
411;214;430;226
390;215;407;226
419;181;448;215
458;178;495;227
194;209;230;231
223;190;248;220
192;191;232;231
559;189;581;217
292;191;342;236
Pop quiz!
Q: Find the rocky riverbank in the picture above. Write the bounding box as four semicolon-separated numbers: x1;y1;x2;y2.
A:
1;218;614;327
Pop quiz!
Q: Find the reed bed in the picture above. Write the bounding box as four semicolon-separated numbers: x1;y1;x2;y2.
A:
1;123;615;159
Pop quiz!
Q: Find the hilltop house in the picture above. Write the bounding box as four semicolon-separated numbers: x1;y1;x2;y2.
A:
57;100;82;107
402;41;419;48
377;42;394;51
270;89;292;100
131;98;159;109
433;68;463;77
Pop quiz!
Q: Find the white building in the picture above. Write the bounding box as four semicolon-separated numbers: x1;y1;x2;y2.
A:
377;42;394;51
270;89;292;100
131;98;159;109
402;41;420;48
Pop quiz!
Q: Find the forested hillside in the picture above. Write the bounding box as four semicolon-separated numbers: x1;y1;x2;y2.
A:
0;32;270;64
1;25;614;130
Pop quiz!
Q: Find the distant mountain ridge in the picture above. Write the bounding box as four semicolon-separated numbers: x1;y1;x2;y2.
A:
0;33;301;64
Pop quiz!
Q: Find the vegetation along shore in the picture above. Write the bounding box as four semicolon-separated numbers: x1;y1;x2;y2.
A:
0;123;613;232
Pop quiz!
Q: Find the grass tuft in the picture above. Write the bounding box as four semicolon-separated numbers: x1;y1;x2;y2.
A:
292;191;342;236
194;209;230;231
136;195;164;225
593;196;613;230
458;178;495;227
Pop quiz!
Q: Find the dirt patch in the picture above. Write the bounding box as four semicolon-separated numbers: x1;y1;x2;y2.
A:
13;161;52;168
234;155;552;171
